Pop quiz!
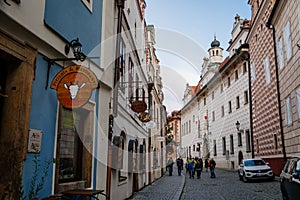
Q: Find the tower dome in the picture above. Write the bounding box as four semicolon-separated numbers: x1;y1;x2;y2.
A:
211;35;220;47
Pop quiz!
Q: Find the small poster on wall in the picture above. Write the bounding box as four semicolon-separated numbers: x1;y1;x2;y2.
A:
27;129;42;153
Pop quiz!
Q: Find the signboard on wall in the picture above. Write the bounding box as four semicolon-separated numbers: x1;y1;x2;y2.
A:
27;129;42;153
50;65;98;109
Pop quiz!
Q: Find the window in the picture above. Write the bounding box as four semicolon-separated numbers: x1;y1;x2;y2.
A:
244;91;249;104
128;58;134;102
284;21;292;60
243;62;247;74
236;96;240;109
57;105;94;185
204;97;206;106
246;130;251;152
222;137;226;155
189;120;191;133
256;138;259;153
277;36;284;69
235;70;239;80
228;77;231;87
193;144;195;151
228;101;232;113
274;134;278;150
286;96;292;125
221;106;224;117
296;88;300;119
196;143;200;152
212;91;215;100
120;38;126;92
238;132;242;146
213;140;217;156
220;84;224;93
81;0;93;12
295;88;300;119
212;111;215;121
230;135;234;154
264;56;271;85
251;62;256;81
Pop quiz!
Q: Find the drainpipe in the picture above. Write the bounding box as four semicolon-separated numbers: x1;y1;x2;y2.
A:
112;0;125;117
106;1;125;199
245;51;255;159
266;22;287;162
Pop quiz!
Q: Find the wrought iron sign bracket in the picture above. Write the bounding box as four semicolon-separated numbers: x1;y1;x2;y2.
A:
43;57;87;90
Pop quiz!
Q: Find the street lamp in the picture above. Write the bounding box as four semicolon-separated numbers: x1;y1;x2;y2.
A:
235;121;240;131
65;38;86;61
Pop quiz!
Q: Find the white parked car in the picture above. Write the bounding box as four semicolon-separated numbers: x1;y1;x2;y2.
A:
238;158;274;182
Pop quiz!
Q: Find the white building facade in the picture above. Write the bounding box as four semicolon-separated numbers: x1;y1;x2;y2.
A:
180;15;253;170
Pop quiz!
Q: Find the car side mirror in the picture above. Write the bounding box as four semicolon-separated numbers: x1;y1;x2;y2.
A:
266;162;269;165
240;164;244;167
292;172;300;179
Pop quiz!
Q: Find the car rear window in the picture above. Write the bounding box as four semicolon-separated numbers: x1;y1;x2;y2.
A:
244;160;265;166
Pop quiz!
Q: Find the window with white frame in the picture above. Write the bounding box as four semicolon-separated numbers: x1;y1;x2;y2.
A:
236;96;240;109
212;111;215;121
286;96;293;125
213;140;217;156
264;56;271;85
284;21;292;61
251;62;256;81
228;101;232;113
296;88;300;119
277;36;284;69
221;106;224;117
81;0;93;12
244;90;249;104
222;137;226;155
230;134;234;154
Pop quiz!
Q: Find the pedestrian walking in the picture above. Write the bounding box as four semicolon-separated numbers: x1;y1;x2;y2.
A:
176;157;184;176
167;158;174;176
205;158;209;172
209;158;216;178
187;155;196;178
195;158;203;179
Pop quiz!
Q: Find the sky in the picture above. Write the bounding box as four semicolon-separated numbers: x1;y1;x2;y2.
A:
145;0;251;114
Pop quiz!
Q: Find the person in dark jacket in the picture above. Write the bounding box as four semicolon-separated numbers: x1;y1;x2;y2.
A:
195;158;203;179
205;158;209;172
176;157;184;176
209;158;216;178
167;158;174;176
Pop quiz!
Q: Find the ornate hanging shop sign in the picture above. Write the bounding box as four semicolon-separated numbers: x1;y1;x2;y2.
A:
50;65;98;109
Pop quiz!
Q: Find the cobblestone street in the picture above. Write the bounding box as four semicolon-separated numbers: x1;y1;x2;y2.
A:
181;168;282;200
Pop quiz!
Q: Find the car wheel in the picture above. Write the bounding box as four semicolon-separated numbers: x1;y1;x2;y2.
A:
238;171;243;181
242;172;248;183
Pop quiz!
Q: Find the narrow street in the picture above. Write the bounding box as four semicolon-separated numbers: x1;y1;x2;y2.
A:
181;168;281;200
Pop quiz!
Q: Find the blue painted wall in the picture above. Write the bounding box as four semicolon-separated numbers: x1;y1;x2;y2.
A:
22;54;61;198
22;52;100;198
44;0;103;64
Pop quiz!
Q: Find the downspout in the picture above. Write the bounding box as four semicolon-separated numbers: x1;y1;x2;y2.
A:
245;51;255;159
266;22;287;162
106;1;125;199
112;0;125;117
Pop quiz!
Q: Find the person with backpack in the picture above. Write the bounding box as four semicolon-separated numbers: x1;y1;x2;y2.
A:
186;155;196;178
195;158;203;179
176;157;184;176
